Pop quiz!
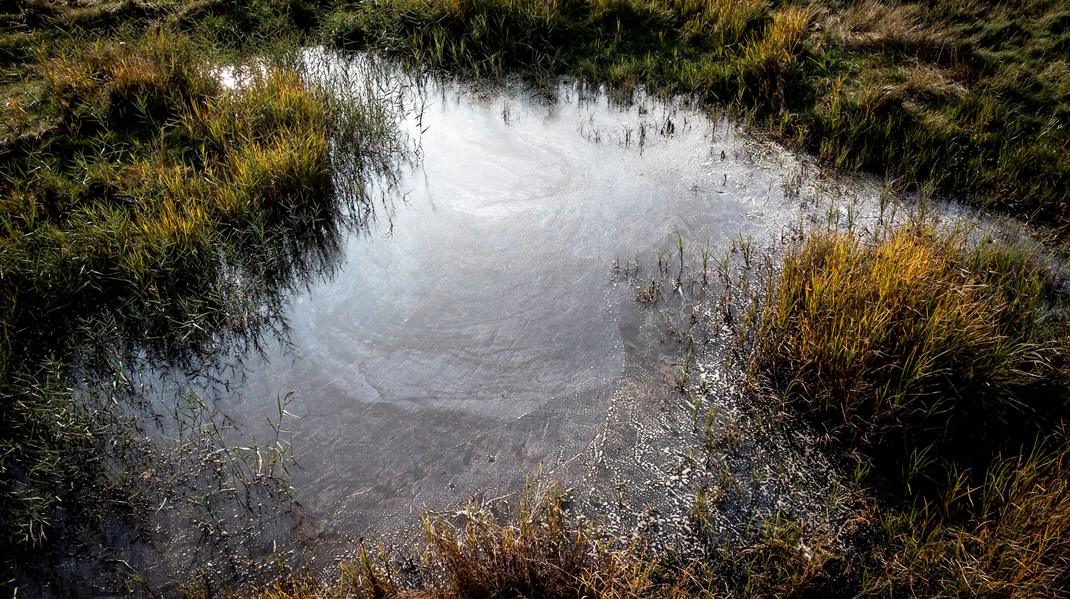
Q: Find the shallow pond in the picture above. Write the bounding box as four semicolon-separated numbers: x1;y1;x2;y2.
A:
43;50;900;595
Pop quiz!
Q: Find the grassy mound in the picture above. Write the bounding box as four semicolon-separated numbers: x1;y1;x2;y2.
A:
748;224;1066;462
733;223;1070;597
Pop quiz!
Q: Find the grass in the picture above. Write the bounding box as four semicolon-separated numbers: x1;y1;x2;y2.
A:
611;220;1070;598
871;439;1070;597
0;2;397;569
718;220;1070;597
684;435;1070;598
1;0;1069;596
6;2;1068;236
319;0;1069;238
190;485;665;599
368;486;659;599
746;222;1066;465
2;30;335;357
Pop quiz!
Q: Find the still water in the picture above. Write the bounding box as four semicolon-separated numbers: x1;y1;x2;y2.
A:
50;50;892;595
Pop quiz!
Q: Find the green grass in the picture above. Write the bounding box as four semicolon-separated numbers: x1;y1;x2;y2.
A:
0;31;347;367
318;0;1069;238
6;2;1068;235
0;4;394;560
746;223;1066;464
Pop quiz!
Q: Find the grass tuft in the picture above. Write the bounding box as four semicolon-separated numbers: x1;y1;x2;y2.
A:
747;223;1066;463
873;438;1070;597
350;485;660;599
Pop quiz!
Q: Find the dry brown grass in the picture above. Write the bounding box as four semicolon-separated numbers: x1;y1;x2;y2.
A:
215;486;668;599
824;0;950;58
870;437;1070;598
747;223;1064;455
350;486;661;599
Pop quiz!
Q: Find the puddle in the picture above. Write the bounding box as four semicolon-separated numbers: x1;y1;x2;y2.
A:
202;51;831;533
33;50;913;595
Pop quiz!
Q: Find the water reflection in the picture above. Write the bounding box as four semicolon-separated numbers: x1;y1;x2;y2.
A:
10;52;416;597
27;48;899;595
137;48;832;585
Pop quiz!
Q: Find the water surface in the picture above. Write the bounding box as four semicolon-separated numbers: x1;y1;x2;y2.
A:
67;51;894;593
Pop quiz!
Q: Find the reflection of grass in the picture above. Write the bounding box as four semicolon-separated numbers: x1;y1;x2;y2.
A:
0;17;391;557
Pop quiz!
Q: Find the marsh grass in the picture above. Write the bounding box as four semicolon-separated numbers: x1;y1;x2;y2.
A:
622;216;1070;597
744;222;1067;468
358;486;660;599
0;358;120;547
318;0;1069;237
685;439;1070;598
711;219;1070;597
323;0;812;104
0;15;400;569
7;2;1069;233
216;485;665;599
870;438;1070;598
0;28;365;356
